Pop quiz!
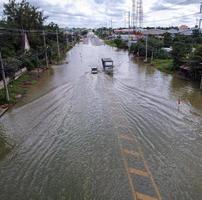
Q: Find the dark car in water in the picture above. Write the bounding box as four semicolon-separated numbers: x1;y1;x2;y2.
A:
91;67;98;74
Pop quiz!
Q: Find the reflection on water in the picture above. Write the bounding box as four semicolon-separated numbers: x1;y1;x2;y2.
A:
170;76;202;112
0;34;201;200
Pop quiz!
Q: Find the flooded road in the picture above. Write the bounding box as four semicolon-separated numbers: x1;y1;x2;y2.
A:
0;34;202;200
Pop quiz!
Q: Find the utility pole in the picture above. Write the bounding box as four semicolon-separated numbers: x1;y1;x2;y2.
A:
200;8;202;31
200;1;202;13
66;33;69;48
145;35;148;63
200;75;202;90
56;31;61;61
36;52;40;78
43;31;49;68
128;11;131;29
151;50;154;61
0;51;10;102
199;2;202;30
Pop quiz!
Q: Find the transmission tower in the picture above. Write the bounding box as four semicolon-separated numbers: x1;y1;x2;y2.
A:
132;0;136;29
137;0;143;28
131;0;143;29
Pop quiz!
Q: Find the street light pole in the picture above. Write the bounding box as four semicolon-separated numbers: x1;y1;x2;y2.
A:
0;51;10;102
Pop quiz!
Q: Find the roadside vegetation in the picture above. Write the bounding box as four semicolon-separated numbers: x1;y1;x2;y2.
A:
96;27;202;80
151;59;173;73
105;39;128;49
0;73;38;104
0;0;81;104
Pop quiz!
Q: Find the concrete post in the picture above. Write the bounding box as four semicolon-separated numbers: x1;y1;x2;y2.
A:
0;52;10;102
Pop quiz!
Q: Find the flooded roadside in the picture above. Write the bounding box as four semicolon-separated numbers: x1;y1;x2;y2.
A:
0;34;201;200
0;133;12;161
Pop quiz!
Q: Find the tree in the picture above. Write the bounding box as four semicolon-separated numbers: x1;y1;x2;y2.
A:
3;0;48;29
163;32;173;47
113;39;127;49
190;45;202;66
192;28;200;39
81;30;88;36
171;35;192;68
172;41;192;68
188;45;202;80
130;36;164;59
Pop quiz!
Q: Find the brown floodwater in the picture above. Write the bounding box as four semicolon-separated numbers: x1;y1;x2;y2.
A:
0;33;202;200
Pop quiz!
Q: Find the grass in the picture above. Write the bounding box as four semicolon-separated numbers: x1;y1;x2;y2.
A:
0;42;76;106
0;73;38;105
151;59;174;73
104;40;117;47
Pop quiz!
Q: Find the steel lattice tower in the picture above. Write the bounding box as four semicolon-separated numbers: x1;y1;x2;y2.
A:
199;2;202;30
131;0;143;29
137;0;143;28
132;0;136;28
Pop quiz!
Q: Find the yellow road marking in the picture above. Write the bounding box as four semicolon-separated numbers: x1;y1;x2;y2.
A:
119;134;134;141
122;148;140;157
118;135;138;200
118;133;162;200
128;167;149;177
135;141;162;200
136;192;158;200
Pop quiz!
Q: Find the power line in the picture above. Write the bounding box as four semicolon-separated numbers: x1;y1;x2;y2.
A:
143;12;200;24
0;27;63;35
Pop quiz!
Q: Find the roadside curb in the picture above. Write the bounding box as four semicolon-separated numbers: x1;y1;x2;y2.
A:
0;108;9;118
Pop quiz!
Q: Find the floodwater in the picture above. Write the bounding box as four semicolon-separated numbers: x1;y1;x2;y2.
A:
0;33;202;200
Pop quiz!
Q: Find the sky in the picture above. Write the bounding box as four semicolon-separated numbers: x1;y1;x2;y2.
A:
0;0;201;28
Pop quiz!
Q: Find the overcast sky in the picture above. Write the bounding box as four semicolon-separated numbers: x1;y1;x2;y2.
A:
0;0;201;28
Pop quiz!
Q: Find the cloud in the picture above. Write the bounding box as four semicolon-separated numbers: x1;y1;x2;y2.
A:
163;0;199;6
0;0;200;28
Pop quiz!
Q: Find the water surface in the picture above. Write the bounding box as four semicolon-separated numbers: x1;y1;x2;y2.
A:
0;34;202;200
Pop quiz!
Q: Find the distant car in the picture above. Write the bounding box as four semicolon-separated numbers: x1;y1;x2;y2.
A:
91;67;98;74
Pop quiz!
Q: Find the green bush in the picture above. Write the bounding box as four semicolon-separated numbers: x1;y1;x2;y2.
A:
113;39;128;49
151;59;174;73
158;49;171;59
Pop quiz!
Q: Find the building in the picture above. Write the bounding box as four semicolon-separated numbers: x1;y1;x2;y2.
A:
179;25;189;32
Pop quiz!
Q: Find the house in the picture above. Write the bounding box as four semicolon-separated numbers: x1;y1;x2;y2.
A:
142;29;166;37
165;29;179;37
179;25;189;32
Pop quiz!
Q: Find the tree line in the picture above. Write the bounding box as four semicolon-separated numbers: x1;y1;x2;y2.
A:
0;0;78;80
96;27;202;80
